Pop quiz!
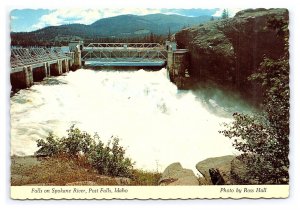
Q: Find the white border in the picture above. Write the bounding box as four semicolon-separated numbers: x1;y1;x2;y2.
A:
11;185;289;199
1;0;299;209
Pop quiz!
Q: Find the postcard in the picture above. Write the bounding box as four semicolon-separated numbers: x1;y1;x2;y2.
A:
10;7;289;199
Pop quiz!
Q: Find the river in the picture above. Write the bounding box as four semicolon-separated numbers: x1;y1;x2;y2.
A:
10;68;253;174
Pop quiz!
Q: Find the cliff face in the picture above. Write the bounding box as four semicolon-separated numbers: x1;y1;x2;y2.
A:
175;8;288;100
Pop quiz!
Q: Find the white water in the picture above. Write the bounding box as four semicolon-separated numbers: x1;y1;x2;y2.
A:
10;68;251;174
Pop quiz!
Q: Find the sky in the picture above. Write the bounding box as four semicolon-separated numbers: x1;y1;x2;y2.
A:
10;8;241;32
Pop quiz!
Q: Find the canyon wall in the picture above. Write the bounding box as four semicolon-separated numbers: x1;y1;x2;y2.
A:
175;8;288;101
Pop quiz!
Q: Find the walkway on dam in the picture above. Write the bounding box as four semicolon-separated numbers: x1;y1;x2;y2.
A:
10;47;73;73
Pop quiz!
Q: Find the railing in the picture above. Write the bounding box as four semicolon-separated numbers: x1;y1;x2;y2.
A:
82;43;167;62
85;43;164;49
11;47;72;72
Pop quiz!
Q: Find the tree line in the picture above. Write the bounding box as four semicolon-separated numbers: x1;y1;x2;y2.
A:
11;32;169;47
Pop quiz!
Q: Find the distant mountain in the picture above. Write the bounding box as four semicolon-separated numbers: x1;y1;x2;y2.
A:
11;13;213;46
90;14;212;36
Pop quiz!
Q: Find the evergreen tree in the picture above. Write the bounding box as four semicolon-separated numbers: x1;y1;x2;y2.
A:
168;27;171;41
221;9;229;19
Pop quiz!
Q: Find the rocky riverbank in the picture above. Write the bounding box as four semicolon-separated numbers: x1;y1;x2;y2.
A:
159;155;252;186
11;155;249;186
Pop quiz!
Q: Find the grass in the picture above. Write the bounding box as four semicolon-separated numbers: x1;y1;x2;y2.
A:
11;155;161;186
131;169;161;186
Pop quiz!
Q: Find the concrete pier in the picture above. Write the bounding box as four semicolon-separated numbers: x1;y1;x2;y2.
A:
24;66;34;88
166;43;190;88
45;62;50;77
62;59;69;73
67;52;75;70
73;46;82;69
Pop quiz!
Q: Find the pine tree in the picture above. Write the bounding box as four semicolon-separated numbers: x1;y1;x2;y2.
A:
168;27;171;41
221;9;229;19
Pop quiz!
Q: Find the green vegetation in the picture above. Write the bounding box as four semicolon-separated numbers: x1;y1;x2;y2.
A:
221;9;229;19
89;137;134;177
27;125;162;185
36;125;134;178
131;169;162;186
11;32;168;47
220;17;289;184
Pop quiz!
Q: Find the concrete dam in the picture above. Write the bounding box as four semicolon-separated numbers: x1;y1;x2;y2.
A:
10;41;190;90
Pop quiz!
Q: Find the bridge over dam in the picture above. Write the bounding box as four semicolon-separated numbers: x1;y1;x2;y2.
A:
10;42;190;89
81;43;168;68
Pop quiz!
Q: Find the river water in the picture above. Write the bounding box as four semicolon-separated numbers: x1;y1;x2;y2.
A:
10;68;253;174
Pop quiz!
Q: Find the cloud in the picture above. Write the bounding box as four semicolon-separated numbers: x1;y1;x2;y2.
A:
31;9;103;30
31;8;163;30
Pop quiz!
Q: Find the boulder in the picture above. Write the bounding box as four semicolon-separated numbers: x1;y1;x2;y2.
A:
196;155;235;184
198;176;210;185
159;162;199;186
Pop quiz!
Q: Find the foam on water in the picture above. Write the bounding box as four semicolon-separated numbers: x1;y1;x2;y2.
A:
11;68;248;174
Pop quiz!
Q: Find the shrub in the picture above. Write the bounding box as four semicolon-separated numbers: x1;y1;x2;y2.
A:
60;125;96;156
36;125;96;157
89;137;134;177
35;125;134;177
220;111;289;184
36;132;61;157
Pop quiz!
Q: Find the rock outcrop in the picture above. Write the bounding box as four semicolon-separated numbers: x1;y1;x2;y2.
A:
196;155;235;184
159;162;199;186
175;8;288;102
